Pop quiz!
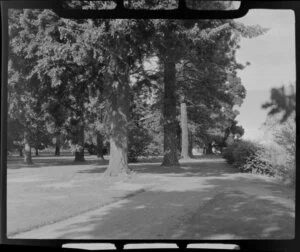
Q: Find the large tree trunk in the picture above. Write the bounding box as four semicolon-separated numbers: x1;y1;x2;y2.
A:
96;132;105;159
161;57;179;166
106;135;128;176
105;59;130;176
55;133;60;156
24;132;32;164
180;102;190;159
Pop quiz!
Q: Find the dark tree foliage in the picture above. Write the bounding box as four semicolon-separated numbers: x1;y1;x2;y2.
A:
262;83;296;123
7;1;268;174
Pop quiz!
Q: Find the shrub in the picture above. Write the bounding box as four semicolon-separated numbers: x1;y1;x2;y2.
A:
84;143;96;155
223;140;262;171
242;142;295;183
232;140;261;170
128;125;152;163
223;118;295;187
240;151;274;175
222;141;240;164
259;116;295;186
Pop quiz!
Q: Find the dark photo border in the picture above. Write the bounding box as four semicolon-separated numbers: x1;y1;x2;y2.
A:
1;1;299;251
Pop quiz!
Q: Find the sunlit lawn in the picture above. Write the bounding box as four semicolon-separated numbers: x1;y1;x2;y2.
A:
7;154;161;236
7;153;295;239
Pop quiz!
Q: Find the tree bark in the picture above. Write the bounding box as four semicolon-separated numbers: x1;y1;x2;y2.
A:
24;132;32;164
206;143;213;154
180;102;190;159
188;132;194;158
161;57;179;166
106;135;128;176
55;133;60;156
19;146;23;157
74;124;85;162
96;132;105;159
74;82;85;162
105;58;130;176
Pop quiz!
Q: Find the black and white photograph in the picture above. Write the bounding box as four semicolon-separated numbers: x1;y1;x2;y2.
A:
5;0;296;241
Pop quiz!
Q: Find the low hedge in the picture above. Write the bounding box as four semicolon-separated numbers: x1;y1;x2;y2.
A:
223;140;261;170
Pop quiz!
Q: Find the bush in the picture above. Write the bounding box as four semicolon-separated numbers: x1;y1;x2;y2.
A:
223;118;295;187
257;117;295;186
84;143;98;155
223;140;261;170
240;152;274;175
222;141;240;164
232;140;261;169
128;125;152;163
242;142;295;183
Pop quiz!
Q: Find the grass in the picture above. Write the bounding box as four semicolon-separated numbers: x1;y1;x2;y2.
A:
7;153;295;239
7;154;159;236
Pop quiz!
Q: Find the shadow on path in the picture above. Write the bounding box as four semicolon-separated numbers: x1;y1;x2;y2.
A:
171;190;294;239
43;185;294;240
11;158;295;240
14;165;295;240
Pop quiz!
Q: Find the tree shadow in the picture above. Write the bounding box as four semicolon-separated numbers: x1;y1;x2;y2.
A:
7;155;229;179
7;155;109;169
171;190;294;239
130;159;237;177
77;167;107;174
77;158;236;177
36;183;294;240
11;159;295;240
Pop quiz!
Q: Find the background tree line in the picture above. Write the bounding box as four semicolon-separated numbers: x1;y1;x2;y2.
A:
7;0;268;176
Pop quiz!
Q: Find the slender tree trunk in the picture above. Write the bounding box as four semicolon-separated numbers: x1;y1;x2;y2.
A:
162;57;179;166
180;102;190;159
206;143;213;154
24;132;32;164
35;147;39;156
96;132;105;159
105;59;130;176
203;146;206;155
19;146;23;157
74;124;85;162
55;133;60;156
74;83;85;162
188;132;194;158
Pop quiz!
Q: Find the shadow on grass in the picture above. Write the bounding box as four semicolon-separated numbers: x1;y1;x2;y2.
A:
47;182;294;240
7;154;225;175
7;155;109;169
77;158;235;177
77;167;107;174
130;158;236;177
10;157;295;240
170;190;294;239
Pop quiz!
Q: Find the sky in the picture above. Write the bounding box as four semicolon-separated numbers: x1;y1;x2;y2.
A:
235;9;295;141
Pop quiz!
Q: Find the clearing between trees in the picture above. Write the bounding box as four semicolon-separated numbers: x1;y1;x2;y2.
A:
8;155;295;239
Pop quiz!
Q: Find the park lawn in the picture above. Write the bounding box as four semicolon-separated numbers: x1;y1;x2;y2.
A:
7;154;295;239
7;155;162;236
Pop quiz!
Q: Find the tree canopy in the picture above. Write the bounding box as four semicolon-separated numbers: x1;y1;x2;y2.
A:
7;2;267;173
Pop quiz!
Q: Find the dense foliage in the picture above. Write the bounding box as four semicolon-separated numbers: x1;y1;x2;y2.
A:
7;1;268;174
222;114;295;187
222;140;261;168
262;83;295;123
